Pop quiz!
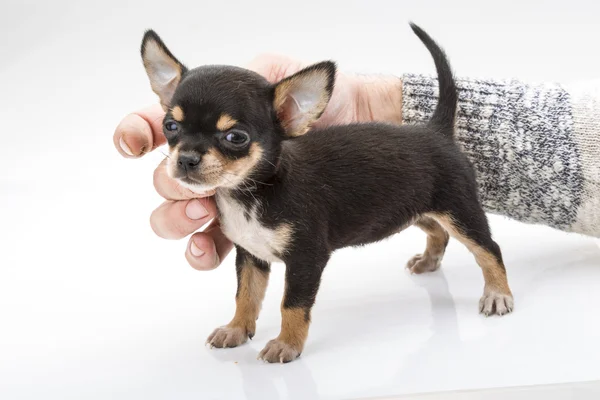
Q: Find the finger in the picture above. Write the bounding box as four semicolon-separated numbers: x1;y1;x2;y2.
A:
245;53;305;83
150;198;217;240
153;159;216;200
185;221;234;270
113;104;166;158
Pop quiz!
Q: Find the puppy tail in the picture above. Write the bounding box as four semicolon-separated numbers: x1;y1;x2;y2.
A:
409;23;457;135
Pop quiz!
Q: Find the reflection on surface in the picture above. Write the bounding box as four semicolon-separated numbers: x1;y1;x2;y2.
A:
207;337;319;399
207;270;459;400
391;271;461;385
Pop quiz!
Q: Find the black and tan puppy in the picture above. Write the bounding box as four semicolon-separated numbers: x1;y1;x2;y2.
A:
140;23;513;363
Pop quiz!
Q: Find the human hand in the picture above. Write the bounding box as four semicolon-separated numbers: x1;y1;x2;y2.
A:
113;54;403;270
246;53;403;127
113;104;231;270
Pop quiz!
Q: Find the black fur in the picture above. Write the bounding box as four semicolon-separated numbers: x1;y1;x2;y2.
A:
140;23;511;360
162;65;283;187
409;23;457;132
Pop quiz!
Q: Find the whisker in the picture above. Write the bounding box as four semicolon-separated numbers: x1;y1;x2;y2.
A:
246;177;272;186
224;171;273;186
221;174;260;203
263;158;277;169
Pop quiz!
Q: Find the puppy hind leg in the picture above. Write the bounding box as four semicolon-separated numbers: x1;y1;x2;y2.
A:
429;211;514;316
406;216;450;274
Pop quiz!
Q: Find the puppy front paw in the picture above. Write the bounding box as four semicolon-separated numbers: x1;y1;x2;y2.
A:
257;339;301;363
207;325;250;348
406;253;441;274
479;289;514;316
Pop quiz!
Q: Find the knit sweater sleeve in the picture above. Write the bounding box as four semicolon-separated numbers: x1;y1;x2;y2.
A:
401;74;600;238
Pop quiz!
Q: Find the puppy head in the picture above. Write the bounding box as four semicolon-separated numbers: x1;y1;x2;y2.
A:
141;30;336;193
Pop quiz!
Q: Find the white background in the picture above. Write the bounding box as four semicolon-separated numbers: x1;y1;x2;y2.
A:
1;0;599;399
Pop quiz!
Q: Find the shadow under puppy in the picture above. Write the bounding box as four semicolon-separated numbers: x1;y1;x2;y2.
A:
140;23;514;363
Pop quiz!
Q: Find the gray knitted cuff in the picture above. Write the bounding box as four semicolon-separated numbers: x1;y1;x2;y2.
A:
402;73;597;237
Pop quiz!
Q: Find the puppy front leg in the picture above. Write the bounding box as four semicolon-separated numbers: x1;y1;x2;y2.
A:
207;246;270;348
258;251;328;363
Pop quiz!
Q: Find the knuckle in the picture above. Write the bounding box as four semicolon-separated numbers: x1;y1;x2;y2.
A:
150;204;188;240
169;218;192;239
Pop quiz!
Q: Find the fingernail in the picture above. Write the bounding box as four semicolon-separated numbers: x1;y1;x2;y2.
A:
190;241;205;257
119;136;134;156
186;199;209;220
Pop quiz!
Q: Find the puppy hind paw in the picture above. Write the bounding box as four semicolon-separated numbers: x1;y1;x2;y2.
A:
406;254;441;274
479;291;514;316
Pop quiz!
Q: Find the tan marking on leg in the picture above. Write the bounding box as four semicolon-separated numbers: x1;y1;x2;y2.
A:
216;113;238;131
406;216;449;274
258;307;308;363
207;260;269;348
427;213;514;316
230;265;269;330
171;105;184;122
279;308;309;350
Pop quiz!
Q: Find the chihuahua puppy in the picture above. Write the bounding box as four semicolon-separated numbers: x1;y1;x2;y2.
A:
140;23;513;363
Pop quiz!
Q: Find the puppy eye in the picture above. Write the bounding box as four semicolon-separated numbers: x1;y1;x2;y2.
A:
165;121;179;132
223;130;249;146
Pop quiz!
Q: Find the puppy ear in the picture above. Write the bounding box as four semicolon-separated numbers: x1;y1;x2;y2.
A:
273;61;336;137
141;30;187;110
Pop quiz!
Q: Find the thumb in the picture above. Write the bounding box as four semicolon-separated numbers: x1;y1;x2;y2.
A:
114;104;166;158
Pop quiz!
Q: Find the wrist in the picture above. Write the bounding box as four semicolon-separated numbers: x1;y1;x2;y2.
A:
353;75;403;125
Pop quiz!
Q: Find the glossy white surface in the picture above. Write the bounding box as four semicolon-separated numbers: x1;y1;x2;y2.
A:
2;1;600;399
384;381;600;400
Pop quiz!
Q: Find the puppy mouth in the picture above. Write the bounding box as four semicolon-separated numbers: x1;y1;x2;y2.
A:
179;175;205;185
176;176;217;193
176;170;224;193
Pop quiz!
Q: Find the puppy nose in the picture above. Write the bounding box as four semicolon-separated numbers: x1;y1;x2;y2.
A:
177;152;201;170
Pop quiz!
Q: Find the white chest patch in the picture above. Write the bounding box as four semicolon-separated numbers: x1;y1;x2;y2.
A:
216;193;292;263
